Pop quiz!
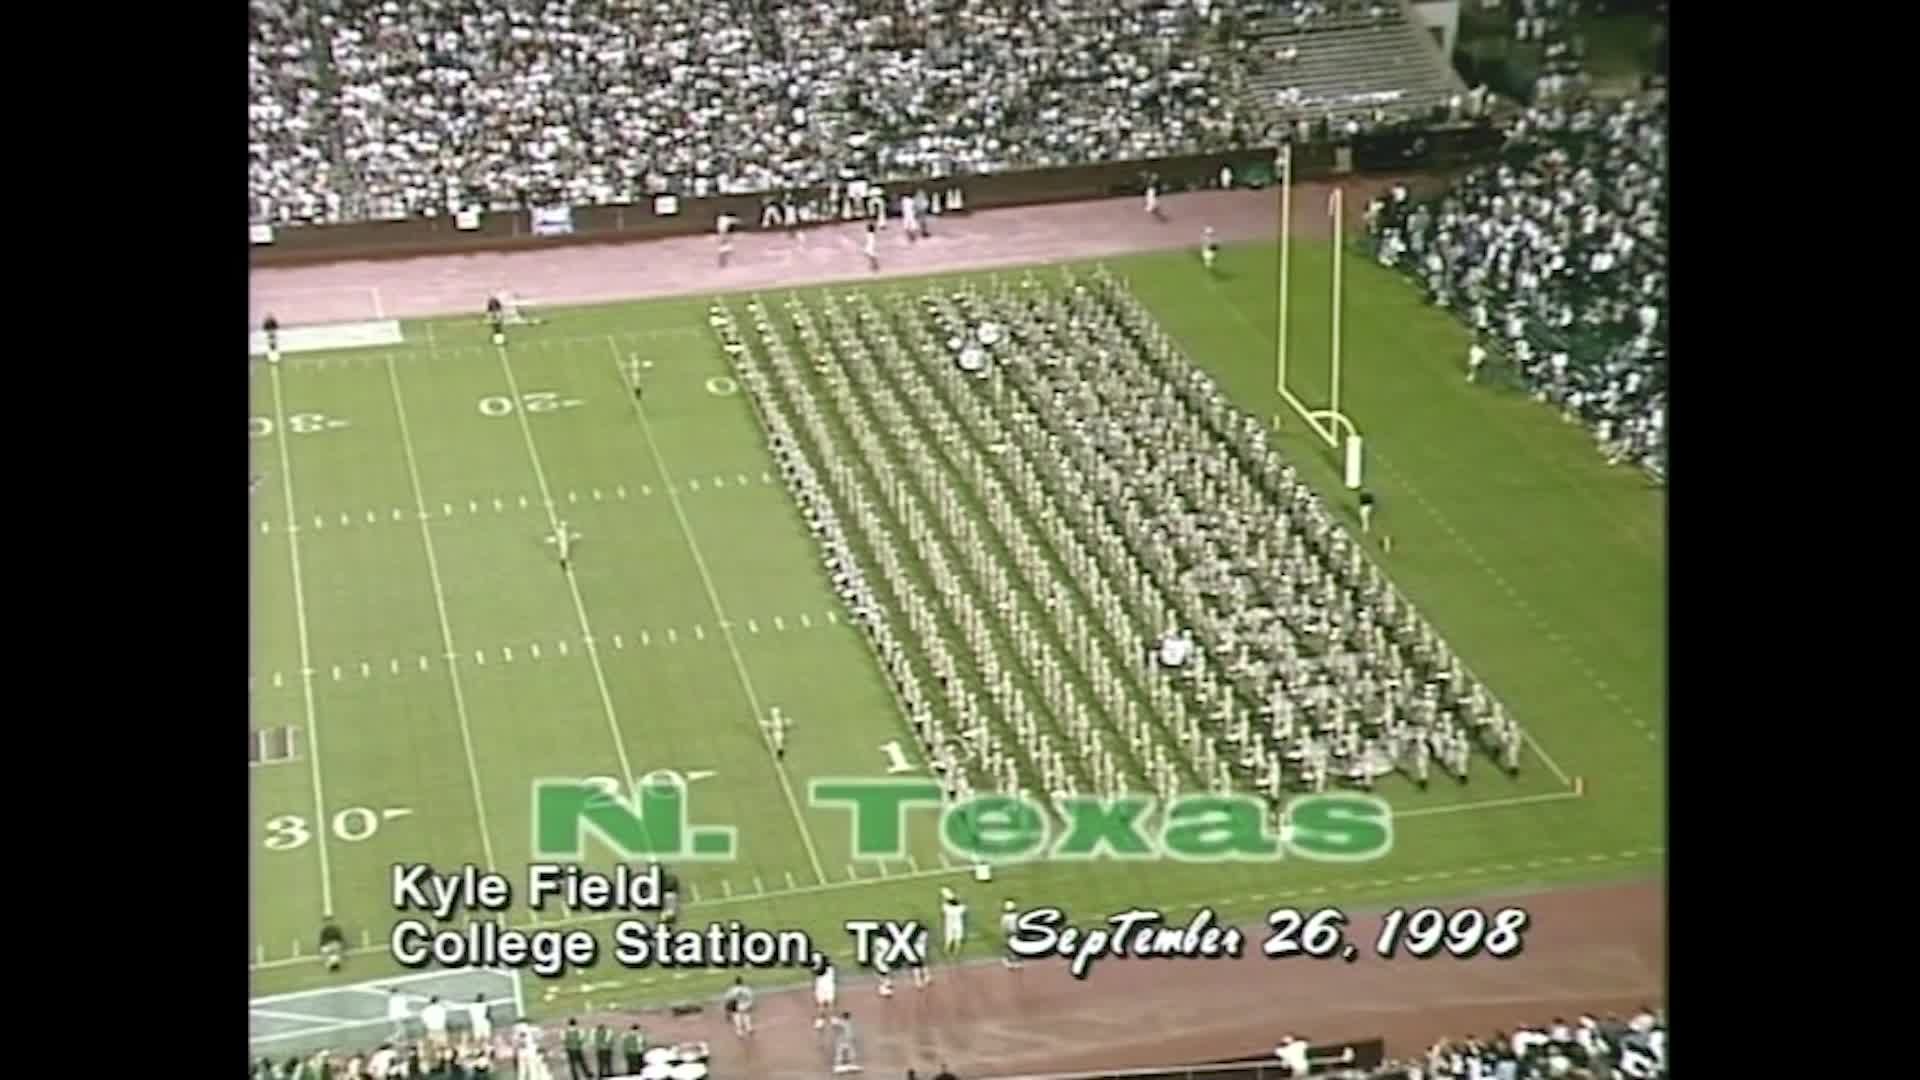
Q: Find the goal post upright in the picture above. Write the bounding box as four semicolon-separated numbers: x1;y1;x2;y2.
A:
1270;149;1365;491
1275;142;1292;396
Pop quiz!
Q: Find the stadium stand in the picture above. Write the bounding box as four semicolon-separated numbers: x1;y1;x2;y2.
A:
1238;0;1468;137
246;0;1470;226
248;1008;1667;1077
1364;94;1667;480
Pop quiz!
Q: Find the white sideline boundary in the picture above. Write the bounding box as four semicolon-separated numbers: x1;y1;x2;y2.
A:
251;320;404;356
249;968;522;1048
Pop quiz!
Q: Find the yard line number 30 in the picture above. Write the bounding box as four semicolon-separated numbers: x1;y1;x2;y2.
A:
263;806;414;851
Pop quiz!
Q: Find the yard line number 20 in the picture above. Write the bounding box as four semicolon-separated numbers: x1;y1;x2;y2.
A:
263;806;414;851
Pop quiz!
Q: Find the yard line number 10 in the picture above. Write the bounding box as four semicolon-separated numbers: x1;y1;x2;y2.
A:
263;806;415;851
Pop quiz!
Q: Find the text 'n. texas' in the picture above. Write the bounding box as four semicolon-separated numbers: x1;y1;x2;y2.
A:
386;863;826;978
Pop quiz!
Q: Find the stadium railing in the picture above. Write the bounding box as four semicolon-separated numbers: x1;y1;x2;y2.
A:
247;124;1501;268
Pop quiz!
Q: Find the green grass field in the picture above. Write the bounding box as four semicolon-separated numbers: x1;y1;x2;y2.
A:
248;239;1664;1041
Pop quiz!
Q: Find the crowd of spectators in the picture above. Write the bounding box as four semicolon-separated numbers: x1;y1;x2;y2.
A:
1355;1007;1669;1079
247;0;1272;226
1365;93;1667;479
248;0;344;225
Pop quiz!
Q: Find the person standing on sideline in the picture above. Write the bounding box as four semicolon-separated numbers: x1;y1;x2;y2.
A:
724;976;756;1036
421;996;449;1054
830;1012;862;1074
1468;339;1487;382
591;1019;614;1077
1358;490;1376;535
717;213;738;268
813;958;839;1029
620;1023;646;1075
466;994;493;1048
1000;900;1022;969
940;887;968;954
864;219;880;272
385;989;413;1043
1201;226;1219;273
516;1021;554;1080
562;1019;590;1080
263;314;281;364
932;1064;960;1080
318;917;346;972
1144;177;1162;220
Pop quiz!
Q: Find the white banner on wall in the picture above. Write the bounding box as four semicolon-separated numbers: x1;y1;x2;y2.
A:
530;205;575;237
249;223;274;246
455;207;481;231
653;194;680;217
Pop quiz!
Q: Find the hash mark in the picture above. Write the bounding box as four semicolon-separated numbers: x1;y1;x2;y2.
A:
476;650;486;666
313;516;324;530
640;630;650;646
259;522;269;534
753;876;764;895
612;634;624;650
615;486;628;499
668;628;678;644
519;495;530;509
272;672;284;689
567;491;578;504
736;473;750;485
330;666;341;682
826;610;839;624
689;478;701;492
531;643;542;659
722;880;733;898
419;655;430;671
774;616;786;631
442;504;453;517
390;658;400;675
359;662;370;678
340;513;350;527
469;501;478;514
800;613;812;628
592;489;603;501
504;647;514;663
761;471;772;483
366;511;376;523
785;871;797;889
690;882;701;902
493;498;504;512
748;619;760;634
711;475;726;488
846;864;858;881
393;508;403;521
558;640;570;657
694;624;706;641
641;485;653;496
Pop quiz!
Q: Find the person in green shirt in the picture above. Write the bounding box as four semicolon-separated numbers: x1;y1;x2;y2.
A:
562;1019;591;1080
620;1024;647;1075
592;1021;615;1077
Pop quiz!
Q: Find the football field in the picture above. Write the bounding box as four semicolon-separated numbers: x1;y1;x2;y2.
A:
248;241;1664;1044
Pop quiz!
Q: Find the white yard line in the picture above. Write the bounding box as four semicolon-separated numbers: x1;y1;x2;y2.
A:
266;363;336;916
608;336;828;887
383;353;501;871
490;345;640;792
